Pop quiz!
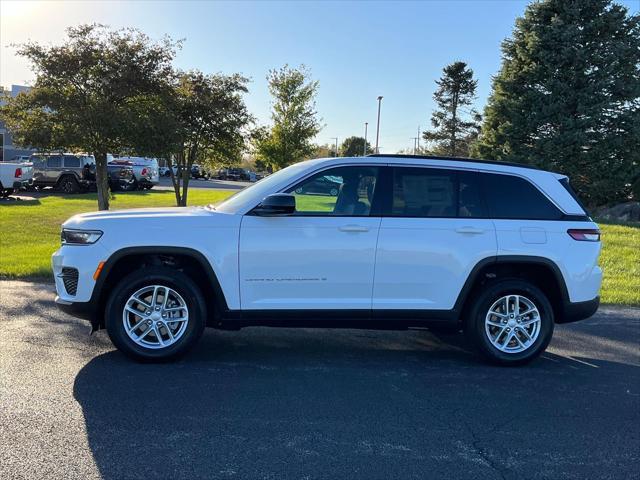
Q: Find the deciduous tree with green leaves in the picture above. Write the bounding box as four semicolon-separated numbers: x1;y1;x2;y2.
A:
340;136;371;157
166;71;251;206
253;65;322;170
0;24;179;210
473;0;640;206
422;61;481;157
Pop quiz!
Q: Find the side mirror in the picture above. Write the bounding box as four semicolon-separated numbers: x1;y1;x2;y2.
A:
252;193;296;216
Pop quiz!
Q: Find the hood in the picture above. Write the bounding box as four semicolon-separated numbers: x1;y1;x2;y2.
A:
62;206;214;229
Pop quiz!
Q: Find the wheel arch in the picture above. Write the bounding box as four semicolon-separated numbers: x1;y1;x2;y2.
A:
92;246;229;330
455;255;569;323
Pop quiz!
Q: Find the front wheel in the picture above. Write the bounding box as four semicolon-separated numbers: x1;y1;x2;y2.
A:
105;267;206;361
465;279;554;366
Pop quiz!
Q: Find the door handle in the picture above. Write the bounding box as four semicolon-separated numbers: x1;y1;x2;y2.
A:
455;226;484;234
339;224;370;233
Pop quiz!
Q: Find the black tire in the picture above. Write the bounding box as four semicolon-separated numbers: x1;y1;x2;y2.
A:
58;175;80;194
105;267;207;362
464;279;554;366
120;181;135;192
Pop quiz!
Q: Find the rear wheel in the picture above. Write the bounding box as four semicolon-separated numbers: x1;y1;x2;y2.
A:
58;176;80;194
465;279;554;365
105;267;206;361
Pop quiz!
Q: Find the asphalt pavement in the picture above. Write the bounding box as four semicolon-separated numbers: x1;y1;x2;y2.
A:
1;280;638;480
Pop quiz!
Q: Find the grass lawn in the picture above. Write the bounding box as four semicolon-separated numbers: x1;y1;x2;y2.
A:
0;190;233;278
1;190;638;305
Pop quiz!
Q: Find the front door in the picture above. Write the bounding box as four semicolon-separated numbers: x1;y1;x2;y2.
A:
239;165;381;310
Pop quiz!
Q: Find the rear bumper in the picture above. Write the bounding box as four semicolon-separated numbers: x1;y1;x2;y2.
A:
13;178;33;189
558;296;600;324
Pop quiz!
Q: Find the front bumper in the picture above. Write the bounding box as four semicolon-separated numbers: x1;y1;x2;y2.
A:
557;296;600;324
55;296;95;322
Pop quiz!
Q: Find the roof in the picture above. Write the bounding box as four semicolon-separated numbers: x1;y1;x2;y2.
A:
367;153;542;171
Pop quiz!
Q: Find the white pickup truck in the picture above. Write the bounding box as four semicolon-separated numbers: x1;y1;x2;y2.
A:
0;161;33;196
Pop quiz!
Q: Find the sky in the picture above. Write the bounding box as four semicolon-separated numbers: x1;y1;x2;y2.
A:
1;0;638;153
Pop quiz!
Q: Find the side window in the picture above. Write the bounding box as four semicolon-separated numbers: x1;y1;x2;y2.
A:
458;171;486;217
31;156;45;168
481;173;562;220
47;156;62;168
391;168;457;217
63;155;81;168
286;166;379;216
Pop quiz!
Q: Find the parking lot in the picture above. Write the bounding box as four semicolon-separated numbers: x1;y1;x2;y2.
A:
1;279;638;480
156;176;252;191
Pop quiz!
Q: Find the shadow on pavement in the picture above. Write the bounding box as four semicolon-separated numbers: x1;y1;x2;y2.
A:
73;326;640;480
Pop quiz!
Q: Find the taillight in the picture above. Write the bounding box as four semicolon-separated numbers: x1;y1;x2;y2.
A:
14;168;22;178
141;167;148;176
568;229;600;242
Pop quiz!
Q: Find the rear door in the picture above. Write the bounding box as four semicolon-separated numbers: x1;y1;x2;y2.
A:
372;166;497;311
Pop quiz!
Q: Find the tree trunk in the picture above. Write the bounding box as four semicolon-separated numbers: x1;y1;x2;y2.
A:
94;151;110;211
169;160;181;206
179;165;189;207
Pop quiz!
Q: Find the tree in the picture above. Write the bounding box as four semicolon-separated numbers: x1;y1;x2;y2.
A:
340;136;371;157
254;65;322;170
0;24;179;210
165;71;251;206
473;0;640;206
422;61;481;157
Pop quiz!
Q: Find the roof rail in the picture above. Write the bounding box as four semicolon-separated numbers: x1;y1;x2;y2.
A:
367;153;542;171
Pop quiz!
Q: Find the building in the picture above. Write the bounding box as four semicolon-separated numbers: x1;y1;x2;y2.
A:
0;85;36;162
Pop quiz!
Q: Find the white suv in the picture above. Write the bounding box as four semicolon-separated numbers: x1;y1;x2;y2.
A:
53;155;602;365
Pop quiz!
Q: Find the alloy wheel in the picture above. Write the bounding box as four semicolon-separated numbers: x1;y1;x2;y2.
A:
484;294;541;354
122;285;189;349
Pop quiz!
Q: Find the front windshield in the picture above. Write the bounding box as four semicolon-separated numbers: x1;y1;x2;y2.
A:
212;161;311;213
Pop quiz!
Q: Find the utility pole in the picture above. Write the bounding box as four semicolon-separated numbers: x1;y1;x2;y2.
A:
411;137;418;154
375;96;383;153
363;122;368;156
330;137;338;157
417;125;420;153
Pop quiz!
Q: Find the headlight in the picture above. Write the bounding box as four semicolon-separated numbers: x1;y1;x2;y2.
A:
61;228;103;245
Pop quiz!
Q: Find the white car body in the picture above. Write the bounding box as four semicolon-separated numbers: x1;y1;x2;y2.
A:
0;161;33;195
52;155;602;363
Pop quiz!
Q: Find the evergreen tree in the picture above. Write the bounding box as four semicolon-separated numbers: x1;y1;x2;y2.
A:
422;61;481;157
473;0;640;206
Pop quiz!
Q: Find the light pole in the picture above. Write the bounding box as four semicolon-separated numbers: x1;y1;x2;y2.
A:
411;137;418;154
363;122;368;156
330;137;338;157
417;125;420;153
375;96;383;153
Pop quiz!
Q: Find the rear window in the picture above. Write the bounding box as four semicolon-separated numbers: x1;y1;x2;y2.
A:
481;173;563;220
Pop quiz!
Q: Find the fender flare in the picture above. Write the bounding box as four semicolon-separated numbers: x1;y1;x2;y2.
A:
452;255;570;315
91;246;230;328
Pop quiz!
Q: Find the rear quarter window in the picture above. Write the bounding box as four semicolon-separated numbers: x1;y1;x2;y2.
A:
481;173;563;220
